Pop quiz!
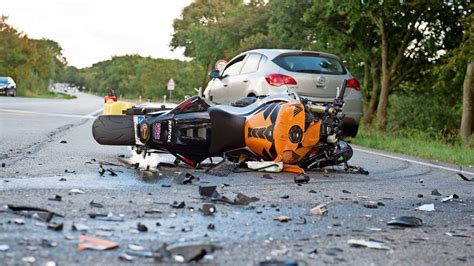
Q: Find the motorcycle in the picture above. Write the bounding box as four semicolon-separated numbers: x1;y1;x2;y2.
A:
92;80;354;174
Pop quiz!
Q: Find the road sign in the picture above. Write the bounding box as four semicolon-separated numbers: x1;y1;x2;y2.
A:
167;79;175;91
215;60;227;72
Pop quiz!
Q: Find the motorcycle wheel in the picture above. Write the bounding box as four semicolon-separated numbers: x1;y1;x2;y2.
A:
92;115;136;145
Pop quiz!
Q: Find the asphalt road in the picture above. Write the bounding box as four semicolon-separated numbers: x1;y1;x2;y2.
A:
0;93;473;265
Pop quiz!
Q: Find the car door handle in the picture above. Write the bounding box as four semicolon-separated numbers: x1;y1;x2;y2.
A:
243;80;249;83
223;84;228;87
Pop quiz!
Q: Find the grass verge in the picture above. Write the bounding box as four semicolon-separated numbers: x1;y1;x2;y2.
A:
349;127;474;166
18;90;77;99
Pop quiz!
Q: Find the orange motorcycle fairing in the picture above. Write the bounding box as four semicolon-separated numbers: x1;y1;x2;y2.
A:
244;102;321;167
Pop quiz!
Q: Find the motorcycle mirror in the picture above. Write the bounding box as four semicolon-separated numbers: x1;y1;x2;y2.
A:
209;70;220;79
337;79;347;100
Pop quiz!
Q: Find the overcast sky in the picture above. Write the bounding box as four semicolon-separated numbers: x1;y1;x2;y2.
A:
2;0;192;68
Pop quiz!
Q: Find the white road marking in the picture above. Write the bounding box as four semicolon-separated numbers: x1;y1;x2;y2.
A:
353;147;474;176
0;108;103;119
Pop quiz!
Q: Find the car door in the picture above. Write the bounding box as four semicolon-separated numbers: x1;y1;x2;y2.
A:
237;53;263;99
209;55;246;104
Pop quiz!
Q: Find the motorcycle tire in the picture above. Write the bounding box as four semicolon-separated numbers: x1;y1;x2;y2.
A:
92;115;135;145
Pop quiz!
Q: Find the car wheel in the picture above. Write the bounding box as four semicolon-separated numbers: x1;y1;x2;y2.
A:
344;125;359;137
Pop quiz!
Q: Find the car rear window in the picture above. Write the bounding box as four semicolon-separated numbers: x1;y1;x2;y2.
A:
273;54;346;75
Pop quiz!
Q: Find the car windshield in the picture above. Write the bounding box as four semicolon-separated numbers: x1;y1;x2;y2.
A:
273;55;346;75
0;77;8;84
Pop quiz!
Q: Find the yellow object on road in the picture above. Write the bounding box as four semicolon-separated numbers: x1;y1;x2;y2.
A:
103;100;133;115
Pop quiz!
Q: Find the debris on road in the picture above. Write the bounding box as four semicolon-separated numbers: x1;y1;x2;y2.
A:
310;203;328;216
416;203;435;212
199;186;219;198
280;195;289;199
458;173;472;182
64;169;76;174
387;216;423;227
295;217;307;224
348;239;390;250
165;242;221;263
441;194;460;202
200;204;216;216
262;173;273;179
89;213;124;222
170;201;186;209
126;249;154;258
342;189;351;194
445;231;471;238
119;253;134;261
345;165;370;175
273;215;291;222
48;195;62;202
144;209;162;214
0;245;9;252
6;204;62;222
21;257;36;263
89;201;104;208
137;223;148;232
259;259;299;266
128;244;145;251
78;235;119;251
294;174;310;184
431;189;442;196
47;222;63;231
72;223;90;232
363;201;378;209
174;173;198;184
207;223;215;230
233;193;259;205
69;189;85;195
60;140;67;144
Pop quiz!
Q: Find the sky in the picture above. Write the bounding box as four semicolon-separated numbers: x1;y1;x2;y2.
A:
2;0;192;68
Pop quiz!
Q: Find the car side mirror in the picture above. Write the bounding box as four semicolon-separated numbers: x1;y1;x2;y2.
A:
209;69;220;79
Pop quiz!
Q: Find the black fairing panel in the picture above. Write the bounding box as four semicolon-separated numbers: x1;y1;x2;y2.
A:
208;107;246;154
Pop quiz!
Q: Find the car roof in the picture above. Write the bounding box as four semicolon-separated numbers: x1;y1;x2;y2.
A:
235;49;341;61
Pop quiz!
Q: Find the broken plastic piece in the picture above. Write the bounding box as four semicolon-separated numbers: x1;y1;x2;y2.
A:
47;223;63;231
294;174;310;184
175;173;198;185
310;204;328;216
166;243;220;263
259;259;299;266
441;194;459;202
273;215;291;222
170;201;186;209
89;213;124;222
348;239;390;250
78;235;119;251
72;223;90;232
137;223;148;232
387;216;423;227
233;193;259;205
363;201;378;209
69;189;85;195
48;195;62;202
415;203;435;212
199;186;218;198
246;161;283;172
89;201;104;208
431;189;442;196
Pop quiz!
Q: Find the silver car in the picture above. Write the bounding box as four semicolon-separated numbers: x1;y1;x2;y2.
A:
203;49;362;136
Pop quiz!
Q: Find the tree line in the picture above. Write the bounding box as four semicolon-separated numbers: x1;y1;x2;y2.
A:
0;16;66;97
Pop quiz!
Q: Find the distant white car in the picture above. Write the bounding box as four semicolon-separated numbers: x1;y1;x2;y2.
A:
0;76;16;97
204;49;363;136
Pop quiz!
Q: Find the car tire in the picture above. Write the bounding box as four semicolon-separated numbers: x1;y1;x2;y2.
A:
344;124;359;137
92;115;136;145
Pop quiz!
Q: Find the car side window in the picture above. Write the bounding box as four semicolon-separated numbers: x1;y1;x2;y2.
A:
240;53;262;74
222;55;246;77
258;55;267;70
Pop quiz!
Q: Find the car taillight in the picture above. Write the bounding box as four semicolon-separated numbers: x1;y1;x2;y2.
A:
265;74;297;86
347;78;360;91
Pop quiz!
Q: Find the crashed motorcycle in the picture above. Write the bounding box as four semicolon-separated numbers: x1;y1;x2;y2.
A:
92;80;354;174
